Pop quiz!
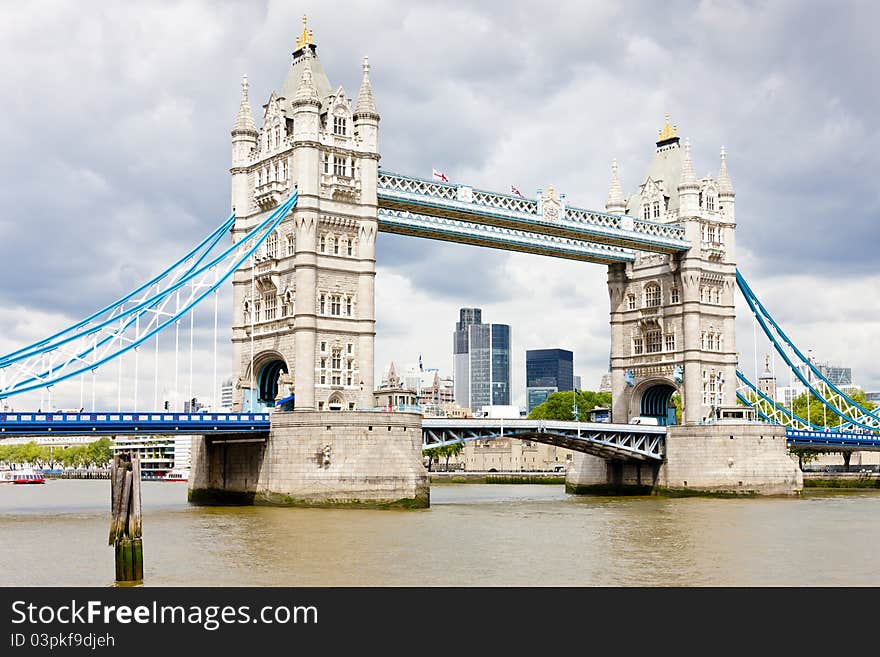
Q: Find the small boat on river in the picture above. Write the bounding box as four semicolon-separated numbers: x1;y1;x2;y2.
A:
0;468;46;484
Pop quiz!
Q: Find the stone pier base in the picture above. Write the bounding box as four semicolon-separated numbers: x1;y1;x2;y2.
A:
566;423;803;496
189;411;429;508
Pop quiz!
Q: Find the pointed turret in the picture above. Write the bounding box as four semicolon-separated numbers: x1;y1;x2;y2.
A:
292;62;320;107
717;146;735;223
232;74;258;137
231;74;258;216
354;56;379;119
605;159;626;215
353;55;379;153
677;137;700;216
717;146;734;196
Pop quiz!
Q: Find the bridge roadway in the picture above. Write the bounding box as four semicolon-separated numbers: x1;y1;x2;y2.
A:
2;413;877;458
422;418;667;461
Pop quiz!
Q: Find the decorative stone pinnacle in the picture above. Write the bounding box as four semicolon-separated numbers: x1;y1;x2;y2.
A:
679;136;697;186
718;144;734;195
607;159;624;208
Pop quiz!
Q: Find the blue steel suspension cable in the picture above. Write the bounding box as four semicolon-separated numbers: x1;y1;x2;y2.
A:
736;270;880;427
735;369;826;430
0;199;291;371
0;214;235;367
0;192;297;398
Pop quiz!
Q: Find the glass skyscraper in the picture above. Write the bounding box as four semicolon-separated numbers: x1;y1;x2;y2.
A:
526;348;574;412
453;308;510;410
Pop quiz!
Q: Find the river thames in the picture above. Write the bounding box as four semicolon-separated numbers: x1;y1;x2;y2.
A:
1;480;879;586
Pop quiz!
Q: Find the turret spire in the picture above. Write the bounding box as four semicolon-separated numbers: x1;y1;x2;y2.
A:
292;60;319;106
679;137;697;187
232;74;257;135
354;56;379;119
606;159;625;213
718;145;735;196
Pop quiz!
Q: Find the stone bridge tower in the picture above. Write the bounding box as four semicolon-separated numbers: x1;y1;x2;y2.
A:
229;19;378;413
607;117;738;425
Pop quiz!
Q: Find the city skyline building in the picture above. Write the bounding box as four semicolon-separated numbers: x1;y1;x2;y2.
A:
452;308;510;409
526;348;574;412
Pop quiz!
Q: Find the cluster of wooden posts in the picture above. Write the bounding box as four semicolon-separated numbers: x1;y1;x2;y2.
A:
109;453;143;583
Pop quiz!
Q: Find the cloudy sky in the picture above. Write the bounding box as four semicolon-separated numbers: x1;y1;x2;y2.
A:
1;0;878;411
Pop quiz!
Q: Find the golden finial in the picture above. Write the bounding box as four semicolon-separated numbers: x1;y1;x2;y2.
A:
658;113;678;141
296;14;315;50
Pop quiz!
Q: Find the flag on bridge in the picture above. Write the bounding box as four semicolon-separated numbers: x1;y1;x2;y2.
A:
510;184;524;197
432;168;449;183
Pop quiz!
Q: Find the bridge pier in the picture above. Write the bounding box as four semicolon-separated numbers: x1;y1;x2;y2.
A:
189;412;429;508
566;424;802;496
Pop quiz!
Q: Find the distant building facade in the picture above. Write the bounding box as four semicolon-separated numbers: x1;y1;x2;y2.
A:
452;308;510;409
526;348;574;412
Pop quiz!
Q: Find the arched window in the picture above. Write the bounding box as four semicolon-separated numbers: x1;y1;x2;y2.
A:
644;283;661;308
627;294;636;311
653;201;660;219
319;294;326;314
331;348;342;370
333;115;347;136
322;153;329;174
347;239;353;256
286;234;295;256
333;237;339;255
670;288;680;304
665;333;675;351
643;204;650;220
319;235;326;253
706;193;715;211
346;297;352;316
266;232;277;259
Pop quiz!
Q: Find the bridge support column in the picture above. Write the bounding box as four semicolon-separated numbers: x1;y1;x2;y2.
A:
189;412;429;508
656;423;802;495
565;424;802;496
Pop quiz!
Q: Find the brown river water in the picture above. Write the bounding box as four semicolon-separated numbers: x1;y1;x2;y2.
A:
1;480;878;586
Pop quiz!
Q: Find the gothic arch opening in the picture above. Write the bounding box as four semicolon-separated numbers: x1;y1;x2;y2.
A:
639;383;677;426
258;360;288;405
327;391;345;412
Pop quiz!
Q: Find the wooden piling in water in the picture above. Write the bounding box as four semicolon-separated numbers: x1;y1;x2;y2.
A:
109;453;143;584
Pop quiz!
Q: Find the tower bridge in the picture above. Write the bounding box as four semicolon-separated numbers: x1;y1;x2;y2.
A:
2;18;875;504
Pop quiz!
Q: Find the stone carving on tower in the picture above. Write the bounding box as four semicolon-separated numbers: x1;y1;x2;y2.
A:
229;17;379;413
607;116;737;425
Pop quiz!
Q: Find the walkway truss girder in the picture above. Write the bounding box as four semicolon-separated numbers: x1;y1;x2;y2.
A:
422;419;666;461
376;170;691;263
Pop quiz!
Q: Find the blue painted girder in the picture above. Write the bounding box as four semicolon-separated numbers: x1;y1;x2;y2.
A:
0;412;270;437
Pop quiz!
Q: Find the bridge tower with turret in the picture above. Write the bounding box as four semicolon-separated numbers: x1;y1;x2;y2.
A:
606;117;738;426
190;18;428;508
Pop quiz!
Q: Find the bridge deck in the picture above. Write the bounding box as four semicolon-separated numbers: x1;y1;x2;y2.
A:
0;412;270;436
422;418;667;461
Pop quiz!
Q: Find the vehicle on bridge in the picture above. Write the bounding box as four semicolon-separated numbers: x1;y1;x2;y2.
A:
630;416;660;425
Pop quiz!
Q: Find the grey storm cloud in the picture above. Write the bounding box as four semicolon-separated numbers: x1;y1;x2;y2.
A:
1;0;878;406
